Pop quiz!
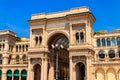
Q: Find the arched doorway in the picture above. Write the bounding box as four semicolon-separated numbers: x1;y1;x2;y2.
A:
7;70;12;80
21;70;27;80
75;62;85;80
14;70;19;80
47;33;69;80
34;64;41;80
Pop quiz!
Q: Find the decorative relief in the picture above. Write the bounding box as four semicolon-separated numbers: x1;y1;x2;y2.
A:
72;56;86;64
30;58;42;65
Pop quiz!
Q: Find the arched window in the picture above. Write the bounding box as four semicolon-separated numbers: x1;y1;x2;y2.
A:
98;50;105;58
75;32;79;43
7;70;12;80
107;38;111;46
39;36;42;44
16;46;18;52
26;45;28;51
35;37;38;45
16;55;20;64
3;44;5;50
0;54;2;64
22;55;27;64
111;38;116;46
97;39;101;47
109;50;115;58
80;32;84;43
102;38;106;46
19;45;21;52
8;55;11;64
22;45;25;52
117;37;120;46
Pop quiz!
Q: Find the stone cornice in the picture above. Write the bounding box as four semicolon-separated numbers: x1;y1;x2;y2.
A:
28;12;95;25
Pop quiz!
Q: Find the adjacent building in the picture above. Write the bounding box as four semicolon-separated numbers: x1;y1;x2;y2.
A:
0;6;120;80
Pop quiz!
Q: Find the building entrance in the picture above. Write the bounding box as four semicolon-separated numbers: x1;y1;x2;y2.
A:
48;33;69;80
75;62;85;80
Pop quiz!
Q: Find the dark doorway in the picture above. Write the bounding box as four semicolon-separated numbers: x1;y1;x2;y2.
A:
34;64;41;80
76;62;85;80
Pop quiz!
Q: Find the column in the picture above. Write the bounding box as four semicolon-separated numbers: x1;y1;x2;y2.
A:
86;57;90;80
69;24;72;45
12;70;14;80
48;62;54;80
27;58;30;80
24;45;26;52
105;70;107;80
4;43;9;51
43;58;48;80
19;70;21;80
116;71;118;80
69;57;73;80
2;53;9;65
41;58;44;80
2;70;6;80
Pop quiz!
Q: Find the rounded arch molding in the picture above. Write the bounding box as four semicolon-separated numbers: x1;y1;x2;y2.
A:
46;30;69;44
46;30;70;49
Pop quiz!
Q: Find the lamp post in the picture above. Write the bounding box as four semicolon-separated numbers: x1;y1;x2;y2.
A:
52;44;63;80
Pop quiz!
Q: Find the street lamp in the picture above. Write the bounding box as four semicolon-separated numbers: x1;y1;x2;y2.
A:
51;44;63;80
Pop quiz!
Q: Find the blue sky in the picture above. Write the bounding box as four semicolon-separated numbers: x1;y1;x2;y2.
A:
0;0;120;37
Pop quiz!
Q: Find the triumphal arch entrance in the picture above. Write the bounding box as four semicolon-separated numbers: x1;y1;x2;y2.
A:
27;7;95;80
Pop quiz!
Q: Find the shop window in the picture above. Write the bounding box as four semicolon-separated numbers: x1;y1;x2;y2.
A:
75;32;79;43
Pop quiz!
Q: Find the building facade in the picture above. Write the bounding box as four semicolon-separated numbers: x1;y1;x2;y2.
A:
0;6;120;80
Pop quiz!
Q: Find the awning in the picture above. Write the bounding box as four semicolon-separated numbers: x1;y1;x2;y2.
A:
7;70;12;77
0;70;2;77
14;70;19;77
21;70;27;77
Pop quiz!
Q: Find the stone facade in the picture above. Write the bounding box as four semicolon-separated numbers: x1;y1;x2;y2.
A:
0;6;120;80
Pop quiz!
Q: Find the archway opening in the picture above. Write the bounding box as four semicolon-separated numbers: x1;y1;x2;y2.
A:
34;64;41;80
75;62;85;80
14;70;19;80
48;33;69;80
21;70;27;80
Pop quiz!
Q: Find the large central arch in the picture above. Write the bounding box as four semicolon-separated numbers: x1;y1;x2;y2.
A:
47;33;69;80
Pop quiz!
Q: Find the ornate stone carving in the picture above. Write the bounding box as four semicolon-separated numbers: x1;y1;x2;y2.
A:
72;56;86;64
30;58;42;65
